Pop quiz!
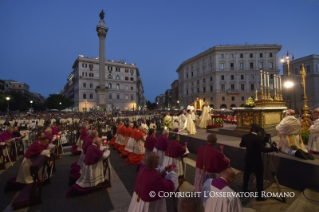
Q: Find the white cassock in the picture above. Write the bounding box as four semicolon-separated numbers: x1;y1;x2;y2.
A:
76;148;110;188
308;119;319;152
276;116;308;155
16;149;51;184
128;167;178;212
178;114;187;131
187;105;196;121
201;178;243;212
125;135;136;153
199;106;212;128
186;113;196;135
172;116;179;129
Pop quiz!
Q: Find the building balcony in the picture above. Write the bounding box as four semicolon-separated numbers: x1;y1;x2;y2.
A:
226;89;240;94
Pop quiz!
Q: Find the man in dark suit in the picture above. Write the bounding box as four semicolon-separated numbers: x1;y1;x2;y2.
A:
240;124;277;201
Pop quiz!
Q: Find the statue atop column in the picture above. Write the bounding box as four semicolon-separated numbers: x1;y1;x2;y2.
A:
99;10;105;20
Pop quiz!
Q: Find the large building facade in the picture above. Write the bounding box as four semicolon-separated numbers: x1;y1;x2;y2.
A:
176;44;282;110
0;79;45;103
61;56;146;112
282;54;319;111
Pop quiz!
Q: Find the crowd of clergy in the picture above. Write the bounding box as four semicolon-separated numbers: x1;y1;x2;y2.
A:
1;107;319;212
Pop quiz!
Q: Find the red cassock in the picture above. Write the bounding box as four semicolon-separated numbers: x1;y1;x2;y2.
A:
113;125;122;149
144;135;157;152
115;126;126;151
122;128;138;157
44;132;53;142
24;142;45;158
126;131;146;165
0;131;15;143
80;128;88;140
82;136;94;154
84;145;103;165
119;127;132;156
196;145;229;173
133;164;175;202
165;141;186;158
155;135;169;151
52;126;59;135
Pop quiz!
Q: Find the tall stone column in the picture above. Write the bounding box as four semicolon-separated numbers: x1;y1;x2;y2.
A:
95;10;109;111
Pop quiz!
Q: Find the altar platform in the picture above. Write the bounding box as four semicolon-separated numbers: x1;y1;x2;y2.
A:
170;126;319;191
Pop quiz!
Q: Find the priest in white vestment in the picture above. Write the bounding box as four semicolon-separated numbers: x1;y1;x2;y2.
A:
201;168;243;212
186;110;196;135
172;113;179;130
199;102;212;129
276;109;313;160
308;108;319;153
187;102;196;122
141;120;149;134
128;152;178;212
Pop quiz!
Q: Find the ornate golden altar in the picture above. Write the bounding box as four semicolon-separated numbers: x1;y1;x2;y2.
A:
233;71;287;132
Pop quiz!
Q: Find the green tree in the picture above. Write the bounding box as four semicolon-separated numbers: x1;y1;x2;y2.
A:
44;94;72;110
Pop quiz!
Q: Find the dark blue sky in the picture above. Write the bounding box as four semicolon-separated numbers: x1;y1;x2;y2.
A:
1;0;318;102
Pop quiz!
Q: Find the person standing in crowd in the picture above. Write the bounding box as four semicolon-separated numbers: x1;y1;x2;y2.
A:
193;133;230;192
240;124;277;201
187;102;196;123
199;102;212;129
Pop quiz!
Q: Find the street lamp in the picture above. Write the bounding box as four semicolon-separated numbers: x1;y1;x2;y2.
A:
6;97;10;120
281;51;296;109
177;100;179;109
30;100;33;109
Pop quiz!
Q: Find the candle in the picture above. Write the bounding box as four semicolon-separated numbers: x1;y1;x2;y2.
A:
264;72;267;88
274;74;276;89
185;142;188;146
220;145;224;150
260;70;263;86
267;72;269;88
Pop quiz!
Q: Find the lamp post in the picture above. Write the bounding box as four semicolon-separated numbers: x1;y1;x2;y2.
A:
6;97;10;120
281;51;296;109
30;100;33;110
177;100;179;110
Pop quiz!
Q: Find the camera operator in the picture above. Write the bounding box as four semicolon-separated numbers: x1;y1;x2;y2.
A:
240;124;277;201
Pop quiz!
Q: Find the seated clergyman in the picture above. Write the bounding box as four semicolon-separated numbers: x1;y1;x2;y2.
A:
16;137;52;184
76;137;110;188
276;109;314;160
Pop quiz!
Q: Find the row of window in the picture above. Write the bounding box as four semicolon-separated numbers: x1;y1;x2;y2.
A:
186;74;274;86
109;94;134;100
82;93;134;100
185;62;274;78
108;83;134;90
220;52;272;59
82;63;135;74
82;72;94;77
82;82;134;90
185;84;256;94
185;52;274;70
